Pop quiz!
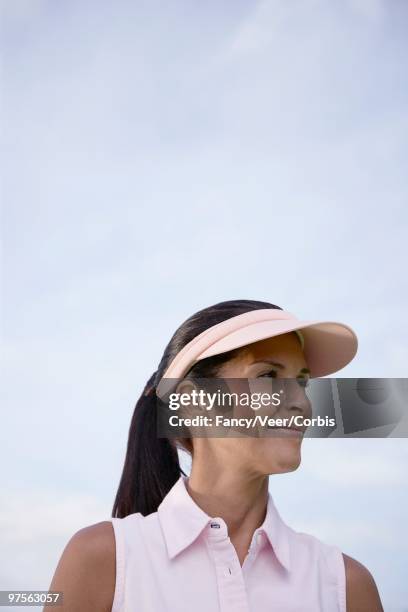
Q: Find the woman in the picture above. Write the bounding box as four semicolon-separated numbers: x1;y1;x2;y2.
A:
46;300;384;611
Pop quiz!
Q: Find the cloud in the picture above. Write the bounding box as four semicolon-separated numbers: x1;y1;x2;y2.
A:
224;0;385;61
294;516;407;552
0;488;109;588
302;439;408;486
347;0;385;23
1;0;47;21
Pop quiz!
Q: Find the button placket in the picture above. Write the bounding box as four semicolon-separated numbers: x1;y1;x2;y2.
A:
206;518;251;612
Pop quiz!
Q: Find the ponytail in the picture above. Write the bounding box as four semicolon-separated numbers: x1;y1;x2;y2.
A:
112;372;183;517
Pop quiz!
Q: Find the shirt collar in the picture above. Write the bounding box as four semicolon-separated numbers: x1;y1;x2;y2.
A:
157;475;291;572
260;490;292;571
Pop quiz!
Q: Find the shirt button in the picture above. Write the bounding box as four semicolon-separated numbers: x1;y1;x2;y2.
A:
210;522;221;529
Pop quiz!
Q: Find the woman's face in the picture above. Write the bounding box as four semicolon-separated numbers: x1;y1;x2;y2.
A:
191;332;312;477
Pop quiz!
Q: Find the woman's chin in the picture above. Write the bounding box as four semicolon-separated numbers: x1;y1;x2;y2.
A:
263;444;302;474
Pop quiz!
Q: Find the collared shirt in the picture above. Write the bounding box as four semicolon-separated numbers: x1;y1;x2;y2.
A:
111;475;346;612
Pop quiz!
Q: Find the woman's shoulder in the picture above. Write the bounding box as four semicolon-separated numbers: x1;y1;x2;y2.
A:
44;521;116;612
342;553;383;611
62;520;116;575
70;519;116;551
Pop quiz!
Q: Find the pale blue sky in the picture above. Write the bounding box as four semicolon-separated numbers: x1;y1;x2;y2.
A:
2;0;408;610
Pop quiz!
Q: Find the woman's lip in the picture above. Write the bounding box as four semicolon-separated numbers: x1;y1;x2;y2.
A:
267;426;305;436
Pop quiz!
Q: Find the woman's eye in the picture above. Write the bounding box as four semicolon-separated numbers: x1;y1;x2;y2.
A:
297;378;310;388
258;370;278;378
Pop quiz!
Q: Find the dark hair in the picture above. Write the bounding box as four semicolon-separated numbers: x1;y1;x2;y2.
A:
112;299;282;517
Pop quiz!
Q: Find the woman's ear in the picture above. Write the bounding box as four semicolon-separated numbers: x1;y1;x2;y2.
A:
175;379;207;411
175;379;197;398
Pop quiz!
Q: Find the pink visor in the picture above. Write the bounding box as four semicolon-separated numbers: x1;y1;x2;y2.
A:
156;309;358;397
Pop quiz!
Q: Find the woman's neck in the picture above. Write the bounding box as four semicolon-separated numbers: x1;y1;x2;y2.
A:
186;464;269;566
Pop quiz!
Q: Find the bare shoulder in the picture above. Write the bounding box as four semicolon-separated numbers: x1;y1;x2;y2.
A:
44;521;116;612
343;553;383;612
67;521;115;560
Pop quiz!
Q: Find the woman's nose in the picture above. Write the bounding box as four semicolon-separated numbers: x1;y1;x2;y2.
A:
282;380;312;420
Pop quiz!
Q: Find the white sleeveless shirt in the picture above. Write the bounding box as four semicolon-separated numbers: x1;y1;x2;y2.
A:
110;475;346;612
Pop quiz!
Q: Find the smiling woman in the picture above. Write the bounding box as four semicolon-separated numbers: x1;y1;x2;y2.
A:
44;300;384;612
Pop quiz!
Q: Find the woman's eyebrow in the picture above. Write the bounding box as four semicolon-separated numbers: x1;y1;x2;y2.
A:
252;360;311;375
252;359;284;368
